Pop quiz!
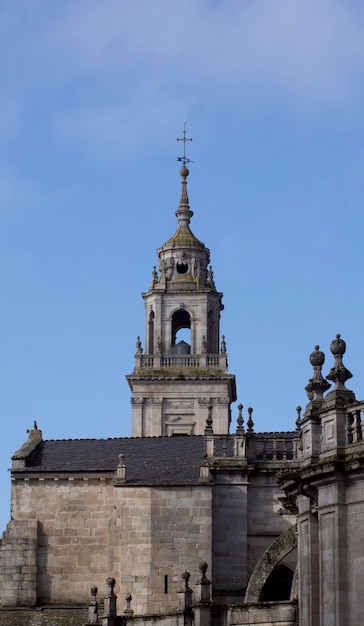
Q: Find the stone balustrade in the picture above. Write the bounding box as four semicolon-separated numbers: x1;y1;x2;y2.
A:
346;401;364;445
203;431;299;465
134;353;228;371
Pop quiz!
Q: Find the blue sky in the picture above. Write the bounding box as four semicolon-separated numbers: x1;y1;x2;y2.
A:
1;0;364;533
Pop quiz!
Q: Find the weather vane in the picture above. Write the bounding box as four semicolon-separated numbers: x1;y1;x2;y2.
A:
177;122;194;167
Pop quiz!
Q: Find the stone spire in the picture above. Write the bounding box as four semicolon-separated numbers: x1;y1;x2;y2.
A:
160;166;208;258
303;345;330;418
299;345;330;462
176;166;193;222
325;334;355;407
305;346;331;400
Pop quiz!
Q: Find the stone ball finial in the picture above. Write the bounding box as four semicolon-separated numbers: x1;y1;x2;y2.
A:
309;345;325;367
247;406;254;432
295;406;302;429
330;333;346;356
199;561;208;575
180;166;189;178
198;560;210;584
182;570;191;589
106;577;116;590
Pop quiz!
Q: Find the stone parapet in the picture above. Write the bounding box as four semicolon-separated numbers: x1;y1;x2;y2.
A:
134;353;229;372
0;608;88;626
228;601;297;625
0;602;298;626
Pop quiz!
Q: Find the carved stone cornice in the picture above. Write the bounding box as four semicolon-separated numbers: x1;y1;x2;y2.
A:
198;397;212;405
150;397;163;405
131;397;144;405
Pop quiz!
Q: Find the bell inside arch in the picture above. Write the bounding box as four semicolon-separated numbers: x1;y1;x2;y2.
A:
172;340;190;355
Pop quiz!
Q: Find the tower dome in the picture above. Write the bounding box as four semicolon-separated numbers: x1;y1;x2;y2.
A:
156;166;212;288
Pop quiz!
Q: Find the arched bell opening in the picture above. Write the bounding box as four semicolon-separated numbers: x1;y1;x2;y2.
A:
148;311;155;354
259;564;294;602
171;309;191;354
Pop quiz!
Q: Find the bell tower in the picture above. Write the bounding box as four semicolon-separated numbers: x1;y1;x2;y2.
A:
126;141;236;437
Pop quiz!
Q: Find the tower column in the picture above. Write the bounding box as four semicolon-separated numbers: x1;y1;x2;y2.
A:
150;398;164;437
131;397;144;438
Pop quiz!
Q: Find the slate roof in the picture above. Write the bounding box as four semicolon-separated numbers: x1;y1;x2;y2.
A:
18;436;206;485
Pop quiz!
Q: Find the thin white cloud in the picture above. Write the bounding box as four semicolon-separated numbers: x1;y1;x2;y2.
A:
44;0;364;101
2;0;364;157
2;1;364;100
51;81;190;155
0;168;79;221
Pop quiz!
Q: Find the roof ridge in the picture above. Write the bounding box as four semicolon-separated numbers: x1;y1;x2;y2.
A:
43;434;205;443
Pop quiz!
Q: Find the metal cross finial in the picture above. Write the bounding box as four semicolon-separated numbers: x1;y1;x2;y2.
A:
177;122;194;167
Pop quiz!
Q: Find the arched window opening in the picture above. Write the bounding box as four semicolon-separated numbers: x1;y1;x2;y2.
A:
148;311;155;354
171;310;191;353
259;565;294;602
175;328;191;346
176;261;188;274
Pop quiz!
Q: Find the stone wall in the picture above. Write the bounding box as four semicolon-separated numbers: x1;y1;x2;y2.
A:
0;602;298;626
0;519;38;606
296;464;364;625
212;474;248;601
2;475;127;606
346;475;364;624
0;608;88;626
2;439;299;615
119;485;212;615
10;475;117;605
228;602;297;625
2;476;213;615
247;473;296;581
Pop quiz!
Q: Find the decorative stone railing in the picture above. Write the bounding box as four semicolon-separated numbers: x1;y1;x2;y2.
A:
346;402;364;445
248;432;298;463
199;403;364;468
203;431;299;464
134;353;228;371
